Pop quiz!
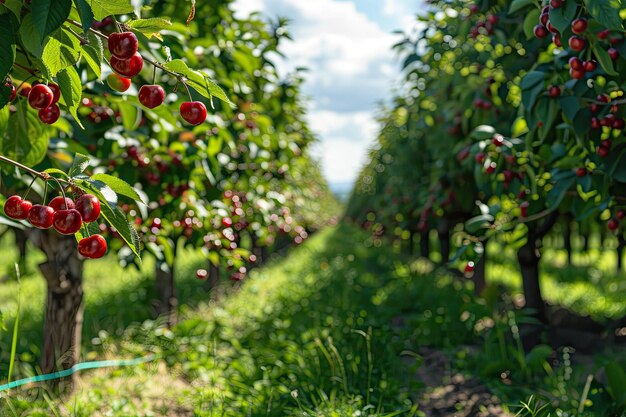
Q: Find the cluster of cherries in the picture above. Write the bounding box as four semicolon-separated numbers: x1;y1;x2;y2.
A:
3;79;62;124
106;31;207;125
607;209;625;231
468;13;498;38
3;193;107;258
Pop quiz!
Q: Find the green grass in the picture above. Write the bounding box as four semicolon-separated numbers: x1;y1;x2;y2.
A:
0;224;624;416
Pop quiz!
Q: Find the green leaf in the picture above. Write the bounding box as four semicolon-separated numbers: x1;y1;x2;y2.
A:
74;221;101;241
163;59;232;106
470;125;496;140
2;0;23;20
1;101;49;166
19;14;45;58
0;13;17;82
82;32;103;79
68;153;91;177
57;66;84;128
126;17;172;38
42;28;82;76
558;96;580;121
605;361;626;406
90;173;145;203
0;82;12;110
101;204;141;259
593;43;619;75
43;168;71;178
73;0;94;33
584;0;624;31
548;0;577;34
117;99;141;131
31;0;72;43
509;0;535;15
87;0;134;21
523;9;541;40
520;71;545;90
465;214;494;234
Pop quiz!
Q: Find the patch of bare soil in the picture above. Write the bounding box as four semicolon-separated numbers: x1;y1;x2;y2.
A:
414;348;513;417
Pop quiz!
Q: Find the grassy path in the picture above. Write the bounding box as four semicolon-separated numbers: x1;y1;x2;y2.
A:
0;224;624;416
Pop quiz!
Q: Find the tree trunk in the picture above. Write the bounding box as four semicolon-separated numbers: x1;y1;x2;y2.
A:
617;235;626;271
437;220;450;264
29;231;84;392
564;221;572;266
204;262;221;291
154;260;177;326
473;244;487;296
420;230;430;259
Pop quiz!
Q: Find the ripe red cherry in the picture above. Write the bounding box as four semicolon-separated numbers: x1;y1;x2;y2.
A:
464;261;475;273
475;152;485;164
540;13;549;26
53;209;83;235
520;201;530;218
569;67;585;79
492;134;505;146
180;101;207;125
28;84;54;109
196;269;208;280
571;18;588;34
49;196;75;211
576;167;587;177
4;195;33;220
597;146;610;158
108;32;139;59
106;73;132;92
548;85;561;97
78;234;107;259
469;4;479;14
568;36;586;51
618;210;626;220
552;33;562;47
608;218;620;231
138;85;165;109
48;83;61;104
591;117;601;129
547;22;558;33
18;83;32;97
608;48;619;60
598;29;610;40
28;205;55;229
222;217;233;227
487;15;498;25
486;162;497;174
534;25;548;39
569;57;583;70
583;60;597;72
550;0;563;7
38;104;60;124
75;194;101;223
110;52;144;78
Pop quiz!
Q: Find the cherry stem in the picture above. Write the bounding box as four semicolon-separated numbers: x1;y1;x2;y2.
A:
152;65;157;85
111;15;123;33
66;19;184;80
182;80;193;101
0;155;70;185
22;176;38;200
13;62;39;76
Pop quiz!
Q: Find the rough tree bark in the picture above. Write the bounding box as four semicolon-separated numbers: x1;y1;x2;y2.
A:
29;230;84;391
517;211;559;350
420;230;430;259
154;260;177;326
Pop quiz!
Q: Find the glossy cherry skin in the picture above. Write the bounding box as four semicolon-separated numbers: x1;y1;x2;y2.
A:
608;218;620;231
48;83;61;104
106;73;132;92
75;194;101;223
571;18;588;35
49;196;75;211
196;269;208;280
108;32;138;59
138;85;165;108
78;234;107;259
180;101;207;125
4;195;33;220
38;104;60;124
533;25;548;39
28;205;55;229
28;84;54;109
568;36;586;51
110;52;144;78
53;209;83;235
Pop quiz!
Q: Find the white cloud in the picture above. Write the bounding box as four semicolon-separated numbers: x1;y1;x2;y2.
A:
233;0;410;186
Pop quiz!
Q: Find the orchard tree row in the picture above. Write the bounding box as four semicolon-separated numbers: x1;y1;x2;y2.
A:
347;0;626;343
0;0;334;389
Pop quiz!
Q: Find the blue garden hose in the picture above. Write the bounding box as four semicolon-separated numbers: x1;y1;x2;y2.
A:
0;354;158;393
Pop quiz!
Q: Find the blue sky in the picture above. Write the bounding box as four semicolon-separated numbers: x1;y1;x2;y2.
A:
234;0;422;187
